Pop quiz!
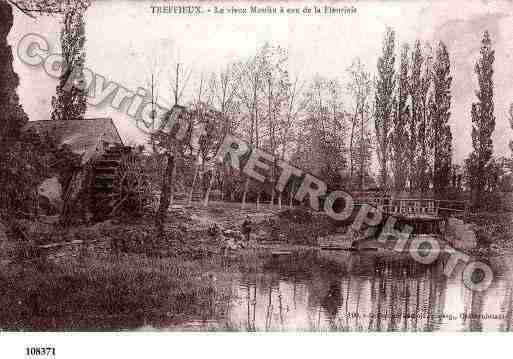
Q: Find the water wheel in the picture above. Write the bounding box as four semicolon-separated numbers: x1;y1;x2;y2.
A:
91;145;152;220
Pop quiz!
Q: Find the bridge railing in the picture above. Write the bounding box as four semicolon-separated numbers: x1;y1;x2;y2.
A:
354;197;470;218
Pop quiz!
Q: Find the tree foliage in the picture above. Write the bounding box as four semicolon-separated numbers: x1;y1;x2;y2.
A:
0;1;28;140
408;40;425;191
347;59;373;190
374;27;395;190
0;129;80;216
469;31;496;203
391;43;410;193
430;42;453;195
50;1;88;121
0;1;88;222
295;76;347;189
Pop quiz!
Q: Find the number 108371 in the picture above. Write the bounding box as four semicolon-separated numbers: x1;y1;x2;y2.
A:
26;347;56;356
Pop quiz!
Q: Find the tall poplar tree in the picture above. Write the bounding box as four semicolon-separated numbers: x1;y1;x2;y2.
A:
469;31;495;204
374;27;396;190
430;41;453;195
408;40;423;191
391;43;410;193
417;48;432;194
51;1;88;121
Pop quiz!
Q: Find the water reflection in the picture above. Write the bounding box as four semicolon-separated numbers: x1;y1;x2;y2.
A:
170;250;513;331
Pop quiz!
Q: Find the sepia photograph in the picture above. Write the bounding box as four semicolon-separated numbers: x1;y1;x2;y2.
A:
0;0;513;345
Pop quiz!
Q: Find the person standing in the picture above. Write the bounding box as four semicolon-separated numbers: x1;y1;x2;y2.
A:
241;215;252;242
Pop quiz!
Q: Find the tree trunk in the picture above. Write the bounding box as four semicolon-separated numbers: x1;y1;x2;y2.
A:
188;159;199;206
229;168;235;201
204;166;216;207
349;117;357;188
155;152;175;235
60;169;82;225
170;159;177;205
220;164;225;201
359;113;364;190
289;182;294;208
242;177;249;208
200;161;206;195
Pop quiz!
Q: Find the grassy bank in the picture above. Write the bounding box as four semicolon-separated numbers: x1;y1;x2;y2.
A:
469;211;513;254
0;252;241;330
0;203;285;331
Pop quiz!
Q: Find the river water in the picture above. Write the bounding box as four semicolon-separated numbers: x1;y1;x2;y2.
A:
165;250;513;331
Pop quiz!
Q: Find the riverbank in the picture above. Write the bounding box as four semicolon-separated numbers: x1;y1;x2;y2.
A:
0;200;511;330
0;203;336;330
470;211;513;256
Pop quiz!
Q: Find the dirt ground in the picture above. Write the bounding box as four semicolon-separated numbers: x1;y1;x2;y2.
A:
0;201;337;264
2;198;511;263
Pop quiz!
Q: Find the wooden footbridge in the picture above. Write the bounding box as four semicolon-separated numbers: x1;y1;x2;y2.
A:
354;197;470;219
317;196;472;251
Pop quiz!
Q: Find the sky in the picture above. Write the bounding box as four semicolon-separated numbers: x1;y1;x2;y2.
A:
8;0;513;164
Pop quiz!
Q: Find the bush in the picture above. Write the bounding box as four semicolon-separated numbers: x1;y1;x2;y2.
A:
0;131;79;217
